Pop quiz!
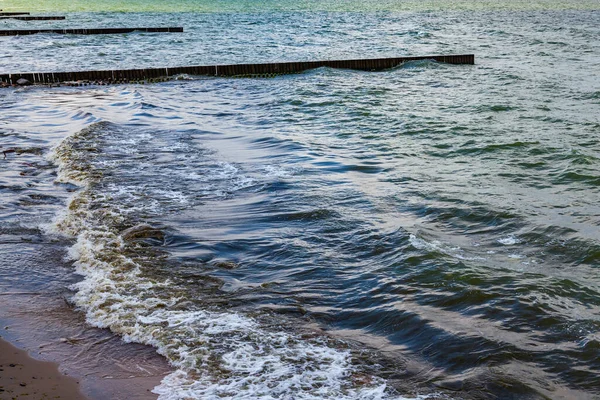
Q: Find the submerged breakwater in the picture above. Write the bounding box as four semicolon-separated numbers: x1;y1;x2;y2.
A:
1;3;599;400
0;27;182;37
0;55;474;85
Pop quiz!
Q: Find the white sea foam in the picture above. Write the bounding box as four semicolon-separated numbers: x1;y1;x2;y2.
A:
497;235;522;246
47;122;429;400
508;254;525;259
409;234;485;261
262;164;303;178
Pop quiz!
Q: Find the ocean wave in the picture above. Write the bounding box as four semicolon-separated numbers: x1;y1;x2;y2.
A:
47;121;425;399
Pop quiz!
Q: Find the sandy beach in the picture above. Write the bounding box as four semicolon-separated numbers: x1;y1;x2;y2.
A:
0;337;86;399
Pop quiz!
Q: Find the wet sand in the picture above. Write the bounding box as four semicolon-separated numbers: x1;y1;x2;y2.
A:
0;337;87;399
0;290;170;400
0;234;171;400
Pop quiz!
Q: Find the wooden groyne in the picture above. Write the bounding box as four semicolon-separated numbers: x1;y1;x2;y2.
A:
0;55;475;86
0;16;66;20
0;27;184;36
0;12;29;16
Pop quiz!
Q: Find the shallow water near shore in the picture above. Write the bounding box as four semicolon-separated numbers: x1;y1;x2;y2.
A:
1;2;600;399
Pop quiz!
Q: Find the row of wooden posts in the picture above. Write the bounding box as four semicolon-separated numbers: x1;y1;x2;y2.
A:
0;55;475;86
0;11;64;20
0;9;181;35
0;27;183;36
0;9;474;87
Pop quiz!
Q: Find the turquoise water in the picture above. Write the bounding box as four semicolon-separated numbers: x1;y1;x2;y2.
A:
3;0;600;12
1;2;600;399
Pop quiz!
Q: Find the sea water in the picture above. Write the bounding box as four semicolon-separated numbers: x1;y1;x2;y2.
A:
1;1;599;399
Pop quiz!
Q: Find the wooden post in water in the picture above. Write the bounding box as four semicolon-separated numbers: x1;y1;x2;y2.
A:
0;16;66;20
0;27;184;36
0;55;475;86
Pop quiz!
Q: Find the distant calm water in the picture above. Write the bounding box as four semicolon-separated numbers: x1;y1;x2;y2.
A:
1;1;599;399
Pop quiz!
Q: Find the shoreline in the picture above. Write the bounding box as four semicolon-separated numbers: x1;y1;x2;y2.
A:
0;336;88;399
0;290;171;400
0;233;171;400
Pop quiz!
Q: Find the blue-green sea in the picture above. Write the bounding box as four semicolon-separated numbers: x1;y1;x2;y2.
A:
1;1;599;399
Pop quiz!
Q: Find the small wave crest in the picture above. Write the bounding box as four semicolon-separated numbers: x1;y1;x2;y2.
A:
47;121;424;399
394;60;444;70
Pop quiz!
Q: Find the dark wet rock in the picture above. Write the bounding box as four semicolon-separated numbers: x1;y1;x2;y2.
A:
16;78;31;86
212;260;239;270
120;224;165;242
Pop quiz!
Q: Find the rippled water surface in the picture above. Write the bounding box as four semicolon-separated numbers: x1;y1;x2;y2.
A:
1;2;600;399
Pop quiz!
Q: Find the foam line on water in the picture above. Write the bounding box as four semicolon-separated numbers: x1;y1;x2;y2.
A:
46;121;432;400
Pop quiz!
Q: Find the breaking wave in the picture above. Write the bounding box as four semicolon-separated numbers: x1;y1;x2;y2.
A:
46;121;425;400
